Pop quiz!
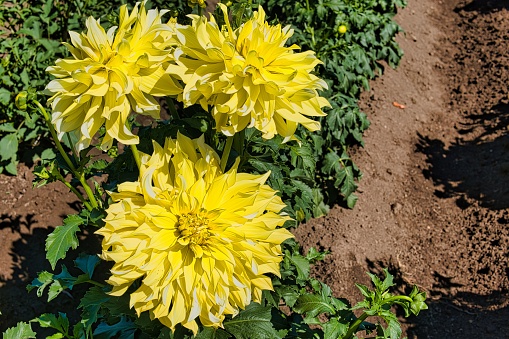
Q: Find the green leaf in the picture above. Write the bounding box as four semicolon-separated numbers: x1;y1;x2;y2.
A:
305;247;328;263
46;215;84;269
287;252;310;283
0;88;10;105
74;253;100;278
275;285;300;308
223;303;280;339
194;327;231;339
79;286;111;329
36;313;69;335
27;271;53;296
322;318;348;339
2;322;36;339
93;317;137;339
294;293;336;318
0;123;16;133
5;160;18;175
40;148;56;160
0;134;18;161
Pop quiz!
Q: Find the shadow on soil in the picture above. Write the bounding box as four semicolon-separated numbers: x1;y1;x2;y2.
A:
416;102;509;210
367;260;509;339
0;218;102;333
455;0;509;13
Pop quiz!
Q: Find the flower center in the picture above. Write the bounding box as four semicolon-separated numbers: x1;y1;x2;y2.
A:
177;213;211;246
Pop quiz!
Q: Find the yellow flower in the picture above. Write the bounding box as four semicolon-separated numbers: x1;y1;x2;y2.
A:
172;4;331;142
96;133;293;333
45;2;182;152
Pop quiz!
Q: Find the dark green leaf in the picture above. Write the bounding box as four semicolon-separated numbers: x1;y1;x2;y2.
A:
223;303;280;339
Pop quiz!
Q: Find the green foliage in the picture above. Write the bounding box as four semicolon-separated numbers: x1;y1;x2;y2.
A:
0;0;192;174
1;1;424;339
45;214;84;270
2;322;36;339
246;0;407;211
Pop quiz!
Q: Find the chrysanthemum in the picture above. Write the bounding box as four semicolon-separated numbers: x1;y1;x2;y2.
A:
172;4;330;141
45;2;182;151
96;133;293;333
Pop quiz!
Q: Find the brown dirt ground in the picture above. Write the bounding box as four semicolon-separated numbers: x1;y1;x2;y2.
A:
1;0;509;337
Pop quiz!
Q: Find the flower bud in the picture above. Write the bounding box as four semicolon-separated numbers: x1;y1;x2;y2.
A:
15;91;28;111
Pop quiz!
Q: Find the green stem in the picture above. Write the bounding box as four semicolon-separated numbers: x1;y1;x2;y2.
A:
66;133;79;160
220;135;234;172
85;279;106;288
305;0;310;12
166;97;179;121
33;100;99;209
232;129;245;159
344;312;369;339
383;295;414;304
130;144;142;170
62;179;92;211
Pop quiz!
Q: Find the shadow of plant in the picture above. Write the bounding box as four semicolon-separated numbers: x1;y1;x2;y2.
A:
455;0;509;13
0;220;102;333
416;101;509;210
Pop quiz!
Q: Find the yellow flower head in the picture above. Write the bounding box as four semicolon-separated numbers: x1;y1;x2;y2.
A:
96;133;293;333
46;2;182;151
172;4;331;142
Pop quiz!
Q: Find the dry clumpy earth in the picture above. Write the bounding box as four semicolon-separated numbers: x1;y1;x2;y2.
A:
1;0;509;337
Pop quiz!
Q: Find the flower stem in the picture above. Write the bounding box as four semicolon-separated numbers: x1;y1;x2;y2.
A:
221;135;234;172
61;178;92;211
130;144;142;170
33;100;99;210
232;129;245;159
166;97;180;121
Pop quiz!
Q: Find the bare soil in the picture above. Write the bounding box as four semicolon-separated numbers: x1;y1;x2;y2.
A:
1;0;509;337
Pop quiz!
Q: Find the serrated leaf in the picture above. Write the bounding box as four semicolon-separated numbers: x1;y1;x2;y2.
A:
322;318;348;339
2;322;36;339
27;270;53;296
294;293;336;318
0;123;16;133
223;303;280;339
79;286;111;328
47;281;66;302
46;215;84;269
36;313;69;335
275;285;300;308
288;253;310;282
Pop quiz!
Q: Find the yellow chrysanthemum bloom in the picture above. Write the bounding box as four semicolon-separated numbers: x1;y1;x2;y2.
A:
45;2;182;151
172;4;331;142
96;133;293;333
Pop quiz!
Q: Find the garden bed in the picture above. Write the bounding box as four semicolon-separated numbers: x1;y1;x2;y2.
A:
1;0;508;337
